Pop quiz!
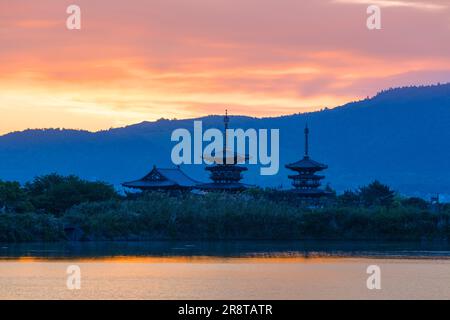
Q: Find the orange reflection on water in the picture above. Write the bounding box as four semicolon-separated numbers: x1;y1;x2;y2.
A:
8;255;364;264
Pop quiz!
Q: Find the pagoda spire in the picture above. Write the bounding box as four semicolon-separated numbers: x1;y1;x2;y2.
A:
285;122;330;198
224;109;229;130
304;122;309;158
197;108;250;192
224;109;229;152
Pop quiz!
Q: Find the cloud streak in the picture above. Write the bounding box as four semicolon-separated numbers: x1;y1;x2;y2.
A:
0;0;449;134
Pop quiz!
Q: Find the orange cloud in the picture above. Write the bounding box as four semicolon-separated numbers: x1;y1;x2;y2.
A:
0;0;450;134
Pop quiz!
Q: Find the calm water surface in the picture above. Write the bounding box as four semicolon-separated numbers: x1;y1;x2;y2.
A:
1;241;450;300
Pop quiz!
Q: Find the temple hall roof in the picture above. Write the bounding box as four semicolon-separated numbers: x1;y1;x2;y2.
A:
122;166;199;190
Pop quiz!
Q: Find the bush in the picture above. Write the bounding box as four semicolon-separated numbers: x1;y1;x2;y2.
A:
0;213;64;242
0;180;34;213
359;180;395;207
24;174;119;216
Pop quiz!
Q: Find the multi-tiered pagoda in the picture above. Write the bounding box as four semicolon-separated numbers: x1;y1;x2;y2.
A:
197;111;250;192
285;123;330;198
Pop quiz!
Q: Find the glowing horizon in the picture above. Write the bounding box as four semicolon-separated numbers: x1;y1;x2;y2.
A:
1;0;450;134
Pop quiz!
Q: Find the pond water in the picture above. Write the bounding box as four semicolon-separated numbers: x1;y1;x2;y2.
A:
1;241;450;299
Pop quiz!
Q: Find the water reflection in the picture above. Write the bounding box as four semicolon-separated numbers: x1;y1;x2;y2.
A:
2;240;450;259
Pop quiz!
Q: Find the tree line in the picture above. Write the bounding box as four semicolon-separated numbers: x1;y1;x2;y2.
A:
0;174;448;242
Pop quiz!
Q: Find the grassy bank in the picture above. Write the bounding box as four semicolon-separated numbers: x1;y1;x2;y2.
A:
1;175;449;242
60;193;450;241
1;192;449;242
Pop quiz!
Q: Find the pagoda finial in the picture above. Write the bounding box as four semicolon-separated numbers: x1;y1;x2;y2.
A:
224;109;229;130
304;122;309;157
223;109;230;162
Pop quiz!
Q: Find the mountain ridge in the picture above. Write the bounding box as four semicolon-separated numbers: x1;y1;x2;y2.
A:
1;83;450;200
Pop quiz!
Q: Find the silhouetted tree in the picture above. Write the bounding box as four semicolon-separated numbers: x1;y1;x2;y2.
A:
337;190;360;207
24;174;118;216
359;180;395;208
0;180;33;213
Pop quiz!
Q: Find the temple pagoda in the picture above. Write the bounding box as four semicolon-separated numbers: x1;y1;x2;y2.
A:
285;123;330;198
122;165;198;192
197;111;250;192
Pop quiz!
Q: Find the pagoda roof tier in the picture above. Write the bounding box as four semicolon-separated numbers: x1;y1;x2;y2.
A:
285;156;328;171
203;147;250;165
197;182;252;192
288;174;325;180
122;166;199;190
206;164;248;172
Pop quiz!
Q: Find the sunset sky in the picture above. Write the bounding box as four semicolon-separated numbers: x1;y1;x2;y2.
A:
1;0;450;134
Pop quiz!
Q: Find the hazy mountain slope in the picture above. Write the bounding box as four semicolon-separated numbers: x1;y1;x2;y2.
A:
1;83;450;198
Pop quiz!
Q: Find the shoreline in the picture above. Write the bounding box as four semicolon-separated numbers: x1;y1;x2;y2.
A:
3;239;450;260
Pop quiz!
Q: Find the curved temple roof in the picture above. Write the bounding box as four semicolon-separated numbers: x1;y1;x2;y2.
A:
285;123;327;172
286;156;328;171
122;166;199;190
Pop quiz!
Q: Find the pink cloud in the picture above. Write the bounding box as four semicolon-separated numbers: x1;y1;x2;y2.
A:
0;0;449;133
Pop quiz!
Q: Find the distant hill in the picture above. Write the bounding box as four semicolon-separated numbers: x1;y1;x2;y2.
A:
1;83;450;200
